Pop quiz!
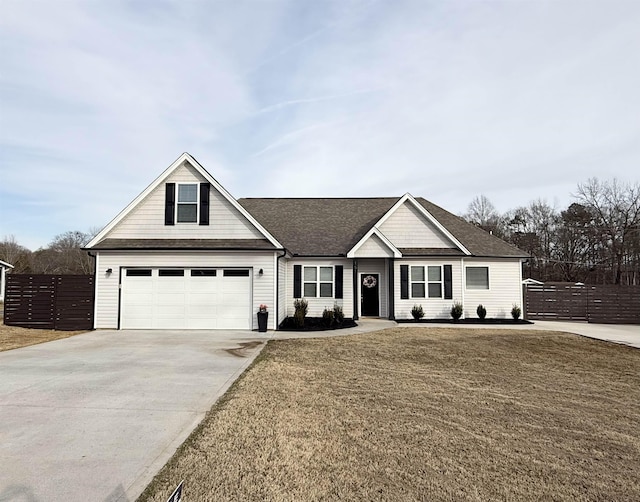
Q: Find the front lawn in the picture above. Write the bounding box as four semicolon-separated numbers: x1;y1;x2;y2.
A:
139;328;640;501
0;322;88;351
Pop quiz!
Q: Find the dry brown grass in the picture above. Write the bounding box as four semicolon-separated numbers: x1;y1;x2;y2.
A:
139;328;640;502
0;322;87;351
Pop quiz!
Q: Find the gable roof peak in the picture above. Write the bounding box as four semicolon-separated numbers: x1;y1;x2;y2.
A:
86;153;283;249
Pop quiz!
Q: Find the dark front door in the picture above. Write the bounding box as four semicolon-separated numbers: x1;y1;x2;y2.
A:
361;274;380;316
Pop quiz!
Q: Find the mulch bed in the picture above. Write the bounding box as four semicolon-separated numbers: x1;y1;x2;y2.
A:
397;318;533;324
278;317;358;331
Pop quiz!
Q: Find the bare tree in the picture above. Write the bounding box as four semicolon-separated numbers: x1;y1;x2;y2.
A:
0;235;32;273
28;231;94;274
464;195;504;236
575;178;640;284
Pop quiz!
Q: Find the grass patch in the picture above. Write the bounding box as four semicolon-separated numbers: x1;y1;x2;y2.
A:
138;328;640;501
0;322;88;351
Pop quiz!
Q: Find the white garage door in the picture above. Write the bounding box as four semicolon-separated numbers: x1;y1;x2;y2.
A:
121;268;252;329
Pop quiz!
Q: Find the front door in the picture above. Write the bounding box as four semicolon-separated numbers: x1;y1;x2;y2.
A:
361;274;380;316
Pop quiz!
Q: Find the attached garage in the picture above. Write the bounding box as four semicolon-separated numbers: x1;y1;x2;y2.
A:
120;267;252;329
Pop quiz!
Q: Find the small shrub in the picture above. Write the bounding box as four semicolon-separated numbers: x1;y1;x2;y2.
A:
476;304;487;320
511;303;522;320
293;298;308;328
322;307;335;327
411;304;424;321
333;303;345;324
450;301;463;321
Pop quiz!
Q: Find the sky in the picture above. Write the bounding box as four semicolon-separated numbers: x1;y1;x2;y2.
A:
1;0;639;250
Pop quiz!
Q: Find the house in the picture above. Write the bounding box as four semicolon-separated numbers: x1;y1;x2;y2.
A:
86;153;528;330
0;260;14;303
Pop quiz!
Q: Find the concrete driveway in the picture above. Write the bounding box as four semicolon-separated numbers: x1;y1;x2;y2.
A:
0;329;265;502
528;320;640;348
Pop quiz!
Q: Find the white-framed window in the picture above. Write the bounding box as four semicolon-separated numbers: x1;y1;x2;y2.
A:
303;266;334;298
410;266;425;298
427;266;443;298
176;183;198;223
410;265;443;298
466;266;489;289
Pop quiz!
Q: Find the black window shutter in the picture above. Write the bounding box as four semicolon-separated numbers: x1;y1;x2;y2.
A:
199;183;210;225
444;265;453;299
400;265;409;299
335;265;343;299
293;265;302;298
165;183;175;226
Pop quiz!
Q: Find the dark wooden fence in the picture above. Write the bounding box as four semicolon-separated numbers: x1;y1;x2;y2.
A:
4;274;94;330
524;282;640;324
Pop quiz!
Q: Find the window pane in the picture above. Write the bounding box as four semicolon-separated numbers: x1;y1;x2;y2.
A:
178;184;198;202
223;269;250;277
411;266;424;281
427;266;441;282
191;269;216;276
411;283;425;298
177;204;197;222
319;267;333;281
303;283;317;297
466;267;489;289
320;283;333;297
303;267;317;281
126;269;151;277
428;283;442;298
159;269;184;277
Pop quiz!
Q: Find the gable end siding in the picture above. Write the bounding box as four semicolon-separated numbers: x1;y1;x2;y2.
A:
380;201;457;249
107;162;263;240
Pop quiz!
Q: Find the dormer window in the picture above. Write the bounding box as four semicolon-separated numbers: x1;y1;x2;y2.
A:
177;184;198;223
164;182;210;226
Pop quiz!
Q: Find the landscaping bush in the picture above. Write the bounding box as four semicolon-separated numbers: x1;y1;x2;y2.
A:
476;304;487;320
450;301;463;321
322;307;335;328
293;298;308;328
333;303;345;324
511;304;522;320
411;304;424;321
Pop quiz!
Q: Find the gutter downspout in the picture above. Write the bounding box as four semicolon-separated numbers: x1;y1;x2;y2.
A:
275;249;287;330
460;257;465;319
352;259;359;320
88;251;97;330
388;258;395;320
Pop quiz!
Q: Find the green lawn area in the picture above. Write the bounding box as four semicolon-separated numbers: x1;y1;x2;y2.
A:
139;328;640;502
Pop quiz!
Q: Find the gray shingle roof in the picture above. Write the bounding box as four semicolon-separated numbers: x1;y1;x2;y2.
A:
238;198;398;256
239;197;527;258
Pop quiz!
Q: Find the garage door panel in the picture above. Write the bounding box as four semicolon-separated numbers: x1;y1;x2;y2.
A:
121;267;251;330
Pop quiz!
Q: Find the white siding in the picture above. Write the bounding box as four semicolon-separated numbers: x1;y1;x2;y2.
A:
94;251;276;330
285;258;354;318
379;202;456;249
108;162;263;240
394;259;463;320
463;259;523;319
357;259;388;318
353;234;394;258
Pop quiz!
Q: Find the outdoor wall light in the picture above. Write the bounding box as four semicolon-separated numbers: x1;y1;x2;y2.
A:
106;268;113;275
258;268;264;276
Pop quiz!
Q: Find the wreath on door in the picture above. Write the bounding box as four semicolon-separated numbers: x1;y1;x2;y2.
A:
362;275;377;288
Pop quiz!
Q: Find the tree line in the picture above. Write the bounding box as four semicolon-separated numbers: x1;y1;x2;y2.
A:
464;178;640;285
0;230;96;275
